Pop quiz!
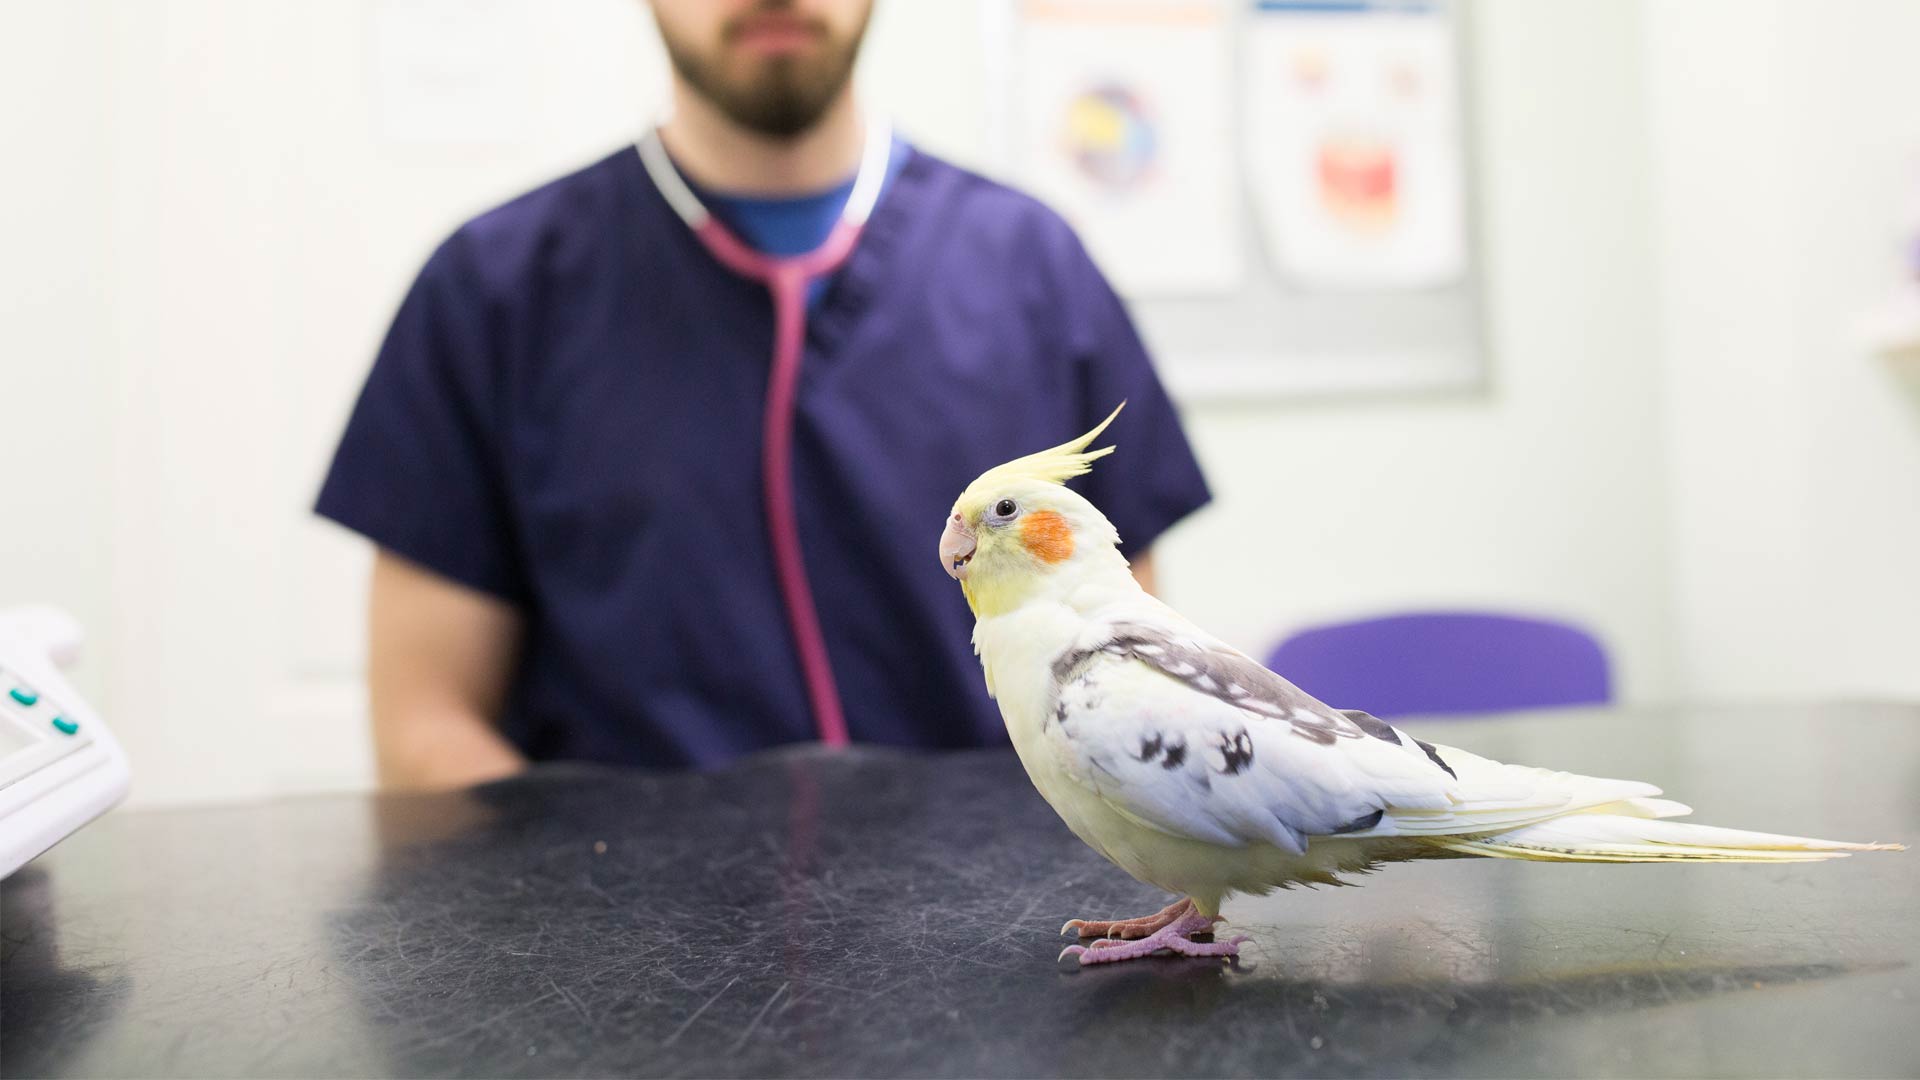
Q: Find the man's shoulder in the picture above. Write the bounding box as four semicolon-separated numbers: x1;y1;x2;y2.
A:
901;147;1084;260
430;148;639;292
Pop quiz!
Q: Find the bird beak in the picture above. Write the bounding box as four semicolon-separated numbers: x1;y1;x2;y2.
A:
940;514;976;581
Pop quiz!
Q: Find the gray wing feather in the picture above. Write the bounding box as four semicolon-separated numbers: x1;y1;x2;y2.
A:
1053;622;1406;749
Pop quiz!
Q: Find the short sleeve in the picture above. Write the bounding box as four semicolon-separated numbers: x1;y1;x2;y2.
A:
314;234;528;602
1048;226;1212;555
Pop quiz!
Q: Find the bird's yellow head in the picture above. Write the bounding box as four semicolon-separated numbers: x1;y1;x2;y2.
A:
940;404;1129;617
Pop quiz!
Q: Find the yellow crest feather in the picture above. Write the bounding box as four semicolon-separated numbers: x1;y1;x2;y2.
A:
962;402;1124;502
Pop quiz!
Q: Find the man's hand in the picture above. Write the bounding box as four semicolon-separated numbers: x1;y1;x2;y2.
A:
368;550;528;790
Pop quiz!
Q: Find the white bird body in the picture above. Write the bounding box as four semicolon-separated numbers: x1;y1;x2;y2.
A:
971;576;1687;916
978;584;1358;904
939;407;1902;962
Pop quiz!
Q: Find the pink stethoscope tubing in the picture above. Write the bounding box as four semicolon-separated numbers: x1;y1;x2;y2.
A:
635;118;892;749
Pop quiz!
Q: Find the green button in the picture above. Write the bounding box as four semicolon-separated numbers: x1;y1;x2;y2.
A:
51;717;79;736
8;687;37;707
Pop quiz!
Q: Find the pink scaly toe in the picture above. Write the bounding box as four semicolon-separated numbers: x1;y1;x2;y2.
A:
1057;912;1251;965
1060;897;1194;940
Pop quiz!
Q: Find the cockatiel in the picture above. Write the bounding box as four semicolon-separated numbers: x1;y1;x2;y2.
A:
939;406;1903;965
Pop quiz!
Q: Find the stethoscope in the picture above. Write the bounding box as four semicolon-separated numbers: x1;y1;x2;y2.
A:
635;116;893;750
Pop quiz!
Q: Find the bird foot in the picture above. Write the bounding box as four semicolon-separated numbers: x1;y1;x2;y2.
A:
1058;912;1249;965
1061;897;1194;940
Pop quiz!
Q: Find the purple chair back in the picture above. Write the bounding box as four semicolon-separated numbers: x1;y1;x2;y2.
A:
1265;611;1611;719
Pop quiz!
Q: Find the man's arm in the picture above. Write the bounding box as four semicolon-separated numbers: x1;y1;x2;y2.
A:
368;549;528;790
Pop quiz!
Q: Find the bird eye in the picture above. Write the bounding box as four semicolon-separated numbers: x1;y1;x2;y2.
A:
994;498;1017;518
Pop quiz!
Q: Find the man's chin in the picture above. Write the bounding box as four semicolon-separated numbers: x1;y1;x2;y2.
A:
710;75;845;139
663;30;860;140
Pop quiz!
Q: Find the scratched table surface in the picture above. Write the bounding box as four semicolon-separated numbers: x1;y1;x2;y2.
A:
3;703;1916;1078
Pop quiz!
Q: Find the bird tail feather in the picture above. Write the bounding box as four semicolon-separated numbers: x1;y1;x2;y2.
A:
1427;813;1904;863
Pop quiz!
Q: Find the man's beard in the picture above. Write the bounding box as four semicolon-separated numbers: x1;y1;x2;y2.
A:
659;7;871;140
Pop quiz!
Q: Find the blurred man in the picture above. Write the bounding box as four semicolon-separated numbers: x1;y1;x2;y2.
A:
316;0;1209;789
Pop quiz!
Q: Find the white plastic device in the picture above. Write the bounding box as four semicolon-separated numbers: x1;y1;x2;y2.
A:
0;605;130;878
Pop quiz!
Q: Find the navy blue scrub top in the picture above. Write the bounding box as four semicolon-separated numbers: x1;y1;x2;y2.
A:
316;138;1212;769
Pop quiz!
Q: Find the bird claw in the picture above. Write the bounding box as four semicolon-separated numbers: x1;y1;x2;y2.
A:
1058;898;1195;940
1055;912;1246;965
1057;935;1222;960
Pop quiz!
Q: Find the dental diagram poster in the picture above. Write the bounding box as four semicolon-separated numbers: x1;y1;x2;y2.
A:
1012;1;1243;296
1244;0;1467;290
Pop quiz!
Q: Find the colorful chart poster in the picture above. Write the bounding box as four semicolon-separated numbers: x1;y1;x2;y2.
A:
1244;0;1467;290
1013;0;1242;297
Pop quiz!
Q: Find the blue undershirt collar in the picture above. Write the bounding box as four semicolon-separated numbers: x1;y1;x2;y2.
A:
681;137;908;307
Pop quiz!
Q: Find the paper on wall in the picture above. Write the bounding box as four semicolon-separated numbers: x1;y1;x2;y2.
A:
1244;0;1467;291
369;0;536;146
1013;0;1242;297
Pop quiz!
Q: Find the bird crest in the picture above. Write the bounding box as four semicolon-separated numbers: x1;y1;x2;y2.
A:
962;402;1124;502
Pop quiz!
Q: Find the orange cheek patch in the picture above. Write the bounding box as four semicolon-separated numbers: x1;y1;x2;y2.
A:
1020;510;1075;564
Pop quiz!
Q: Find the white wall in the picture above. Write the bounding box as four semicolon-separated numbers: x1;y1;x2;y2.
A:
3;0;1913;807
0;2;114;708
1645;0;1920;702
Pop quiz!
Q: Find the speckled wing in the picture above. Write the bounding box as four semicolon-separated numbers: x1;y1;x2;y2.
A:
1041;619;1659;853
